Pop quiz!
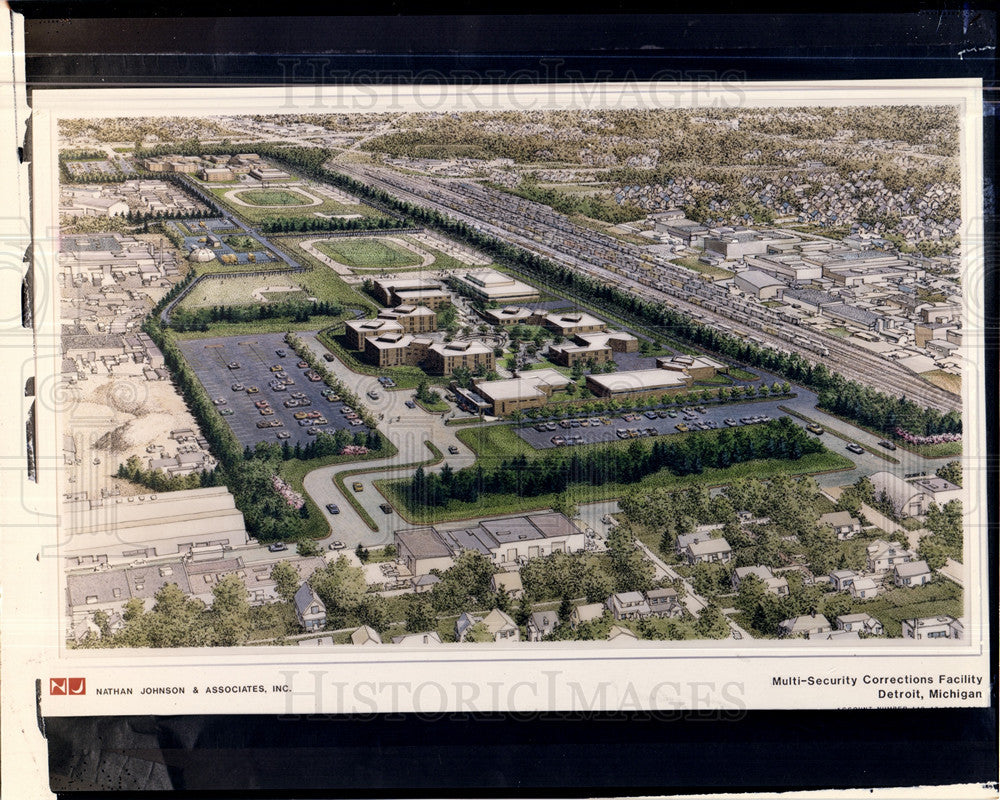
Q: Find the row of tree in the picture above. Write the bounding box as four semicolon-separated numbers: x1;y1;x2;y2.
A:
405;418;822;509
168;298;344;332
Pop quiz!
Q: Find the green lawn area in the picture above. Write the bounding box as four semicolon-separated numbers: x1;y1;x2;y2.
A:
178;274;312;309
261;289;310;303
727;367;760;381
224;234;264;252
670;257;734;281
920;369;962;396
416;395;450;413
315;237;422;269
238;189;318;207
174;315;347;339
825;326;852;338
694;374;733;386
269;238;381;310
819;580;962;638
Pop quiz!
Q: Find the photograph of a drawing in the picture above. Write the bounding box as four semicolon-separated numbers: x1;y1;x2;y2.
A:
55;95;975;653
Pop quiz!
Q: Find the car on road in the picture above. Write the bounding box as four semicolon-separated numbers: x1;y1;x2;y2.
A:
405;400;417;409
448;445;459;454
329;541;346;550
326;503;340;514
846;443;865;455
276;431;291;439
379;503;393;514
267;543;288;552
352;482;364;492
231;383;245;391
806;424;824;435
323;353;336;362
367;390;380;400
878;440;897;450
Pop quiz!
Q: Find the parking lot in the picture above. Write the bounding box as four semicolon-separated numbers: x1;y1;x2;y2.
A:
177;332;371;451
515;397;801;450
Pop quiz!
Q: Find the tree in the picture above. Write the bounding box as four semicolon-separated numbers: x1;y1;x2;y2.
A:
552;491;579;520
297;539;322;558
935;460;962;487
355;543;370;563
558;594;573;624
694;602;731;639
406;598;436;632
270;560;300;604
357;595;390;633
211;574;251;646
311;555;367;614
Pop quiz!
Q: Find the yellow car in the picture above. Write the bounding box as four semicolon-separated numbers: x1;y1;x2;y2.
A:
293;411;309;420
246;386;259;394
352;482;363;492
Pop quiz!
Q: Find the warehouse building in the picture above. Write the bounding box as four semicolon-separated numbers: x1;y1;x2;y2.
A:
586;367;692;400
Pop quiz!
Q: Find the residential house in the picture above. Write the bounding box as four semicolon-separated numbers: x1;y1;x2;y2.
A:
350;625;382;646
902;615;963;640
455;608;520;643
293;583;326;631
571;602;605;628
684;537;732;565
818;511;862;540
391;631;443;646
527;611;558;642
732;566;789;597
849;576;881;601
894;560;932;588
778;614;833;639
829;569;860;592
607;625;639;641
490;571;524;599
835;613;884;636
606;591;651;621
866;540;915;573
675;531;713;555
645;588;684;617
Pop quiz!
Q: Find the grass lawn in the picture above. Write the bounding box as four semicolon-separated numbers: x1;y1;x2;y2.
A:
819;580;962;638
382;448;854;525
316;237;422;269
727;367;760;381
270;238;381;310
261;289;310;303
670;257;734;281
920;369;962;396
825;326;852;338
416;395;450;413
224;234;264;252
178;274;310;309
238;189;318;207
694;374;733;386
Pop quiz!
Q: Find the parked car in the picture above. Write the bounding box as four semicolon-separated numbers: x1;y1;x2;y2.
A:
323;353;335;362
219;408;234;416
405;400;417;409
267;543;288;553
275;349;286;357
448;445;459;454
878;440;897;450
329;541;346;550
379;503;393;514
846;443;865;454
231;383;245;391
297;361;309;369
276;431;291;439
227;362;240;370
367;390;380;400
245;386;259;394
352;482;364;492
213;397;227;405
326;503;340;514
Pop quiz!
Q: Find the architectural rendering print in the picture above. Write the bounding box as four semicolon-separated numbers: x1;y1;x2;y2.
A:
56;105;969;650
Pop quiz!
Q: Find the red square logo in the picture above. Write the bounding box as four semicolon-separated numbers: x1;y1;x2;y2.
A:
68;678;86;695
49;678;67;695
49;678;85;695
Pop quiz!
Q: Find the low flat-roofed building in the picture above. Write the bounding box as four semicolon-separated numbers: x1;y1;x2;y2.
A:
733;269;786;300
909;476;962;507
64;196;129;218
200;167;234;182
473;368;571;416
396;512;585;574
249;166;291;182
363;332;431;368
656;354;727;382
781;287;839;315
371;276;445;307
395;527;456;576
426;340;494;375
543;311;607;337
870;471;936;518
62;486;250;565
452;269;539;303
744;253;823;283
482;305;538;326
345;317;404;350
392;288;451;309
586;368;691;400
377;304;437;335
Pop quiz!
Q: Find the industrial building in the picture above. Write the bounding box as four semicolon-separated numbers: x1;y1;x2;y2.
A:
585;367;692;400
